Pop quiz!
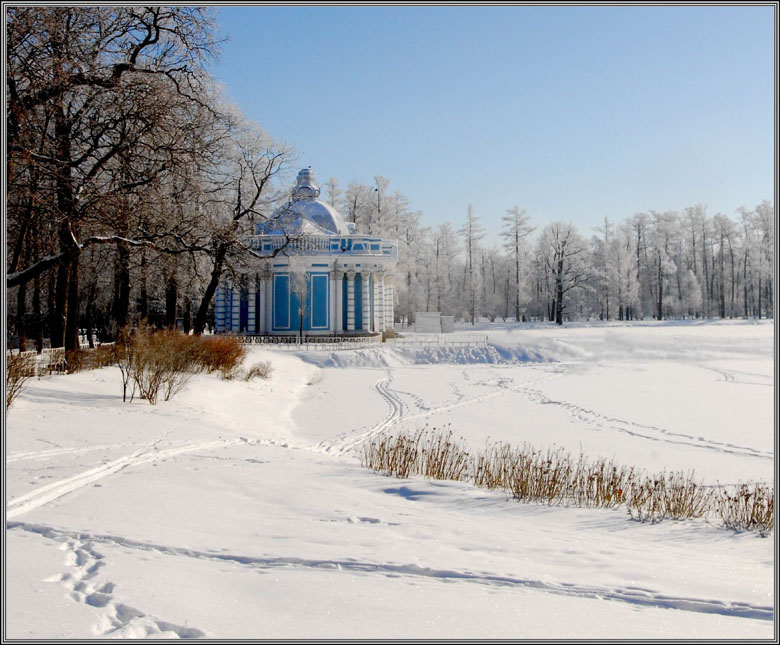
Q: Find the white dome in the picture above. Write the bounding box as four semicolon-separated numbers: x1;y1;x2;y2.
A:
258;168;352;236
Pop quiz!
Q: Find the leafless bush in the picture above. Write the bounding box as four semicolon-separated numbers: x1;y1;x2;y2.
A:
244;361;273;381
474;441;515;490
110;327;251;404
625;470;714;523
131;327;200;404
363;430;772;534
362;427;471;481
571;456;636;508
717;483;774;535
190;335;247;379
6;352;37;408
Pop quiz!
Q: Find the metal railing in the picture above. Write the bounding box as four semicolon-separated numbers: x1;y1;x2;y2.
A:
235;334;384;351
250;234;398;260
385;334;489;349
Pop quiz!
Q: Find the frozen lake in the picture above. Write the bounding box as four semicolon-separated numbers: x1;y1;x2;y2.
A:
5;320;775;638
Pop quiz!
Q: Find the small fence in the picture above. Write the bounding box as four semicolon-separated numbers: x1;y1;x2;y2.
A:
232;333;488;352
235;334;384;351
385;334;489;349
5;348;67;376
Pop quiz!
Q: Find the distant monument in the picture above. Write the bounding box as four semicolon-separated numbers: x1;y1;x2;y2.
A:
214;168;398;335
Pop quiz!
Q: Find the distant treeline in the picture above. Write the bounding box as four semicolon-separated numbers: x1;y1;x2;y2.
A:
6;7;774;352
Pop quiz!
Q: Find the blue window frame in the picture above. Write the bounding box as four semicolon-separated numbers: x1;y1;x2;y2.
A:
310;273;329;329
273;274;290;329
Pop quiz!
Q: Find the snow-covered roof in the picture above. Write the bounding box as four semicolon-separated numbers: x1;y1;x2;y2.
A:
257;168;352;236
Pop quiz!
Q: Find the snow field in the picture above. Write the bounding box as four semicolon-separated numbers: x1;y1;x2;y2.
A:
4;320;775;638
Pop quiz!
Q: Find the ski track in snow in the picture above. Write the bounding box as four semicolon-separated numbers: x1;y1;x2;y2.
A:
692;364;773;387
318;365;567;456
8;521;772;624
515;386;772;460
13;523;205;638
314;357;769;462
7;438;241;520
7;442;140;464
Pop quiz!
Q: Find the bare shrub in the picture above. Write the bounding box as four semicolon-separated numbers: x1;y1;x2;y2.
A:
65;349;88;374
6;351;37;408
364;430;771;534
244;361;273;381
474;441;515;490
191;335;247;379
572;456;637;509
88;345;117;369
502;444;574;505
131;327;199;404
112;334;136;403
625;470;713;523
362;427;471;481
717;483;774;534
420;427;471;481
362;429;426;479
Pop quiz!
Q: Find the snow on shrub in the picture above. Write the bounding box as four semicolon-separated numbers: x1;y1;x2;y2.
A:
362;430;773;534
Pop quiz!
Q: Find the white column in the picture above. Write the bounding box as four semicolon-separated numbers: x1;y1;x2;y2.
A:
329;270;338;334
215;285;225;333
231;286;240;332
374;272;385;332
247;281;257;334
257;278;266;334
346;271;356;332
264;274;273;334
361;271;371;332
335;271;344;334
384;278;394;330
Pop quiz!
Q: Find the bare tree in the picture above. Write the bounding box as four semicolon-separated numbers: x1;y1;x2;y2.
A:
542;223;587;325
501;206;534;321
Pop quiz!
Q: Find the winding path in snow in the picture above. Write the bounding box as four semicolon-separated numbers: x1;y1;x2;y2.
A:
7;439;240;520
515;386;772;460
9;521;772;624
318;365;568;456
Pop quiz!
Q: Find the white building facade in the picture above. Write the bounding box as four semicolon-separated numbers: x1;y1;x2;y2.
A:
214;168;397;336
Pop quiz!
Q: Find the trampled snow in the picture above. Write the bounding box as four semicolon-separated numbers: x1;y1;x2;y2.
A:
4;320;775;639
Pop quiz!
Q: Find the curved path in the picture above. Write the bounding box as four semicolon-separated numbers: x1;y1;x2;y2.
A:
9;521;773;624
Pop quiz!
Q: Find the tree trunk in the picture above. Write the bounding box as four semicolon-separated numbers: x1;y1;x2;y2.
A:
64;254;80;351
16;283;27;351
85;292;95;349
52;261;68;348
47;269;56;348
743;253;749;317
656;252;663;321
138;252;148;321
183;299;192;334
165;272;178;328
30;273;42;353
112;242;131;329
555;256;564;325
194;244;228;334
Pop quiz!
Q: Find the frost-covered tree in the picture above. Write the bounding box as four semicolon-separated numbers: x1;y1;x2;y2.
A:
459;204;484;324
540;222;588;325
431;222;460;315
322;177;345;215
501;206;534;321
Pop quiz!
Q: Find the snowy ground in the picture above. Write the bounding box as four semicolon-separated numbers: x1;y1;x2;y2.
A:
4;320;775;639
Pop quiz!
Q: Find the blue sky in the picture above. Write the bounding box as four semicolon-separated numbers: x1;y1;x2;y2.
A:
208;5;774;240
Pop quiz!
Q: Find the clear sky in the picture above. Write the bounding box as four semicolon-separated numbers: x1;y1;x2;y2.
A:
208;4;775;240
